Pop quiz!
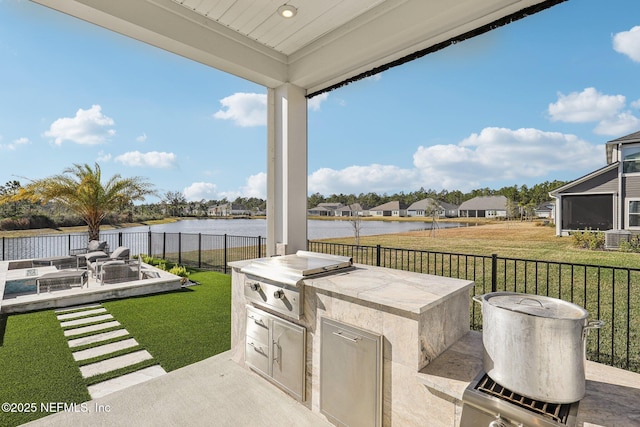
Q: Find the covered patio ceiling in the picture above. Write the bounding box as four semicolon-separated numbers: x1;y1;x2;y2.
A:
31;0;565;97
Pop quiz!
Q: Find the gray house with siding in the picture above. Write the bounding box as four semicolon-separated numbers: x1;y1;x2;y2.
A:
369;201;408;217
550;130;640;236
458;195;508;218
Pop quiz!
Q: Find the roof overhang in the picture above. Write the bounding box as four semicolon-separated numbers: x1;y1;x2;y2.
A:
30;0;566;96
549;163;618;197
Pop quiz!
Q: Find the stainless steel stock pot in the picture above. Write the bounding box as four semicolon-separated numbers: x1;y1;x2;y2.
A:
473;292;603;403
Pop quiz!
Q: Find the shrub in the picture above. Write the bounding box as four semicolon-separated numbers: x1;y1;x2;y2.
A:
570;229;605;250
619;236;640;252
168;264;190;282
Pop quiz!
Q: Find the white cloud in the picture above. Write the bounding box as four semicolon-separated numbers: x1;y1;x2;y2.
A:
307;127;603;195
309;164;419;195
308;93;329;111
114;151;177;168
548;87;640;135
136;133;147;143
239;172;267;199
593;112;640;136
0;137;30;150
221;173;268;200
183;182;218;201
44;105;115;145
548;87;625;123
413;128;602;190
214;92;266;127
613;25;640;62
96;151;112;162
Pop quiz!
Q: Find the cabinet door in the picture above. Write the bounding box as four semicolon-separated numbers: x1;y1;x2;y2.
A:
271;318;306;401
320;318;382;427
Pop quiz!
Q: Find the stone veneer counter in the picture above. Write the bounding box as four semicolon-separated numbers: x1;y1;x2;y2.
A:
229;259;476;426
303;263;475;315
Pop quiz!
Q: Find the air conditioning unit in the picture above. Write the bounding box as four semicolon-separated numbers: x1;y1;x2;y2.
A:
604;229;632;250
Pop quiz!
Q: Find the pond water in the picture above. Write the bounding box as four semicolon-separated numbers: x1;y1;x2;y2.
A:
123;218;465;240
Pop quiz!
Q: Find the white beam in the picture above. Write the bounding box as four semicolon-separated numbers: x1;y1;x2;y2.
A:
31;0;289;88
266;84;308;256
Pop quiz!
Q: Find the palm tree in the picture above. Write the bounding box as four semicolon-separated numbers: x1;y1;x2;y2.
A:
0;163;156;241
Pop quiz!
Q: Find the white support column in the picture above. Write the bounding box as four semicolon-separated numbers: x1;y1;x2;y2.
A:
266;84;308;256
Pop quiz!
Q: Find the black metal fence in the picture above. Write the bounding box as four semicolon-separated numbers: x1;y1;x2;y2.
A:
1;232;638;373
309;241;640;374
0;231;265;273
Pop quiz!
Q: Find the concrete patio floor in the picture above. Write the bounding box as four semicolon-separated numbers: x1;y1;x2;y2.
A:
23;351;332;427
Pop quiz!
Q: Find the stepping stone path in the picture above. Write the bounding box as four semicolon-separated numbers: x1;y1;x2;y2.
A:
55;303;166;399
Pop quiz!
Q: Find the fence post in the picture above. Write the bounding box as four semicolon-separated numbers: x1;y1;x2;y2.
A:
162;232;166;260
118;232;123;247
198;233;202;269
376;244;381;267
147;230;152;257
491;253;498;292
224;234;228;274
257;235;262;258
178;232;182;264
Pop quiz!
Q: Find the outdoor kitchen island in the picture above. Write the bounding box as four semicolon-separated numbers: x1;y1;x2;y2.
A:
229;254;475;427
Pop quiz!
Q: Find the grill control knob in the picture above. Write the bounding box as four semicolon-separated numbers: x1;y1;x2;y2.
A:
249;282;261;292
273;289;285;299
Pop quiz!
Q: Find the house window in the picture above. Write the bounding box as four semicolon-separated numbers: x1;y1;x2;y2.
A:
622;146;640;173
628;200;640;227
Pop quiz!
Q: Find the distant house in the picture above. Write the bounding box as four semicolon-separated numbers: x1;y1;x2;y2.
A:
369;201;408;217
208;203;250;216
550;130;640;236
308;202;343;216
335;203;367;217
458;195;508;218
407;198;459;218
535;201;555;219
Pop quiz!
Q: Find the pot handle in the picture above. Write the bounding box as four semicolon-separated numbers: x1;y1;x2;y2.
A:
472;295;483;305
583;320;604;340
517;297;545;308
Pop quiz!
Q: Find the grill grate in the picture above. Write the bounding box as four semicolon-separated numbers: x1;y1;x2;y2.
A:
475;374;572;424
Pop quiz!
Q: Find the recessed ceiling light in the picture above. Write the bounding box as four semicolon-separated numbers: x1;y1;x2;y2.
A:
278;5;297;18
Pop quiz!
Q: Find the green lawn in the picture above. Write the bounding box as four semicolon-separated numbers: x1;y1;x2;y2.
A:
0;270;231;427
102;270;231;372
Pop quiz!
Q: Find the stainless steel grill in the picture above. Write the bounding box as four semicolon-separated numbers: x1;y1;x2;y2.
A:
241;251;353;319
475;374;573;424
460;372;579;427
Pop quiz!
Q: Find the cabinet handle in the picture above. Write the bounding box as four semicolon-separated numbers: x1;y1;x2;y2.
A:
273;340;281;364
248;314;266;327
332;331;360;343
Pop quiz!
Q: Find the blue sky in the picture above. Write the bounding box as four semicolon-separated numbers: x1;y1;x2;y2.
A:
1;0;640;202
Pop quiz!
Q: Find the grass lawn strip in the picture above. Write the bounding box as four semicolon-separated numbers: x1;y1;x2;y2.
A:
59;314;114;328
69;333;133;352
65;324;125;341
0;310;89;427
75;344;144;366
62;319;121;337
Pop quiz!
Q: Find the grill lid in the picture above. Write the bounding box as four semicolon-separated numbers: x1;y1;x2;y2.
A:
482;292;588;319
241;251;353;286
